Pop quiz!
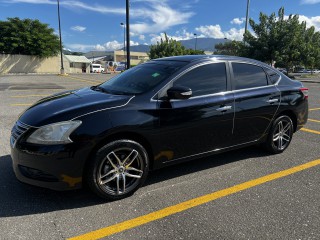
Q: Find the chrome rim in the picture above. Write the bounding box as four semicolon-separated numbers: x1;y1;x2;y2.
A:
97;147;144;195
272;119;292;151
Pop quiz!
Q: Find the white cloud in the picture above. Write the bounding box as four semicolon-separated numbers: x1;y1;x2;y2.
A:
4;0;125;14
71;25;86;32
224;28;245;41
129;3;194;34
194;25;245;40
130;40;140;46
4;0;55;3
66;44;95;51
100;41;123;51
4;0;194;35
150;29;200;45
298;15;320;31
300;0;320;4
149;34;163;44
94;44;106;51
149;25;245;44
231;17;246;25
149;30;194;44
67;40;140;52
195;25;225;38
172;29;195;41
139;35;145;41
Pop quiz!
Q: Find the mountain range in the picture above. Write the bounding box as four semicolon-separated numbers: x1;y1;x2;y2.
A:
128;38;228;53
79;38;229;58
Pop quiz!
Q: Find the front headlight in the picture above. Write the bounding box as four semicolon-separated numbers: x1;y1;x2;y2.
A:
26;121;82;145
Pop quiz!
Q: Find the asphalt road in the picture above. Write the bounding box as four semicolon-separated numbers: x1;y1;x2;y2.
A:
0;74;319;240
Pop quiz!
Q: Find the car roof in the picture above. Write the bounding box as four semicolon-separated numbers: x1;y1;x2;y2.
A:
152;55;267;66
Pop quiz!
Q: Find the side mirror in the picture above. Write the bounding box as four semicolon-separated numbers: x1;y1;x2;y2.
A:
167;86;192;100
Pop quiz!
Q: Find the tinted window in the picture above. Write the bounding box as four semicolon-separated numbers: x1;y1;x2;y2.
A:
232;63;268;90
99;61;187;95
264;68;280;84
173;63;227;97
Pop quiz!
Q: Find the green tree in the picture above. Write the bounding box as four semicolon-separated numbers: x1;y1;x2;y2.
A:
214;40;248;56
300;26;320;72
148;33;204;59
274;10;306;72
243;7;320;73
243;7;286;65
0;17;60;57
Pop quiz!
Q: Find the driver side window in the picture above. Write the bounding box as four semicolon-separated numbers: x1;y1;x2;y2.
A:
173;63;227;97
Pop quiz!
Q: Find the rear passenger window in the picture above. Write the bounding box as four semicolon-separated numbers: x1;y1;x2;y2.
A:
174;63;227;97
232;63;268;90
264;68;280;84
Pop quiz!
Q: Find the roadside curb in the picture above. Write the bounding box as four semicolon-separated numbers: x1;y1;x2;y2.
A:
298;79;320;83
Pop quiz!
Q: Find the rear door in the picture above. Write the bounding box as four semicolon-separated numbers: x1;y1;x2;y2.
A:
231;62;280;144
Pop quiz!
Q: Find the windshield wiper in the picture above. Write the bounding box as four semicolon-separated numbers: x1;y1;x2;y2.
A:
91;86;111;93
91;86;133;95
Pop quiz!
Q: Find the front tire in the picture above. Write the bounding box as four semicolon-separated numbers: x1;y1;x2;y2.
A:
263;115;294;154
86;140;149;200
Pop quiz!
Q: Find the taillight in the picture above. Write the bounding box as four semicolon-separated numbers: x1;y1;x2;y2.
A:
300;88;309;99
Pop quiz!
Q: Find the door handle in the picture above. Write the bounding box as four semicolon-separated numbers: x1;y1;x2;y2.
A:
216;106;232;112
266;99;279;103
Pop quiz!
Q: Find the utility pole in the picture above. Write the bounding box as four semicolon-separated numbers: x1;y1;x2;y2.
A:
245;0;250;35
57;0;64;74
194;33;198;51
126;0;130;69
120;23;126;63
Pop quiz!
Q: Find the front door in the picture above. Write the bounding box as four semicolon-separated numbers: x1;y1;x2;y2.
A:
155;62;234;162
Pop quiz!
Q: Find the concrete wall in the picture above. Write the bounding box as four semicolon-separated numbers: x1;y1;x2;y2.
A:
113;50;149;65
68;62;90;73
0;54;69;74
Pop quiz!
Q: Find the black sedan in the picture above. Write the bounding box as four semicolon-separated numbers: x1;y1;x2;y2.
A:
11;55;308;200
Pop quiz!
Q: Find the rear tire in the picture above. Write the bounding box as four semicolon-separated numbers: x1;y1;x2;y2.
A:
86;140;149;200
263;115;294;154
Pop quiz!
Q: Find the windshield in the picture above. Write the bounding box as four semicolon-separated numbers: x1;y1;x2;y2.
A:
98;61;187;95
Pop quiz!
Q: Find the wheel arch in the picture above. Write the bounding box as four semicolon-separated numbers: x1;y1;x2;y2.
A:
275;110;297;132
82;131;155;179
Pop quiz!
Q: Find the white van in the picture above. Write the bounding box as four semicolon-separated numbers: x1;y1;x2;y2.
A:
90;64;104;73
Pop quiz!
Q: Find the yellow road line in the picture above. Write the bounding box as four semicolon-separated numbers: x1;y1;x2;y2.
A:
10;103;33;106
10;95;48;98
301;128;320;135
7;89;30;92
68;159;320;240
308;119;320;123
309;107;320;111
60;75;102;85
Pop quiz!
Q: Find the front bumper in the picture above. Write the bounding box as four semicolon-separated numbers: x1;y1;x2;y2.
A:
11;140;92;191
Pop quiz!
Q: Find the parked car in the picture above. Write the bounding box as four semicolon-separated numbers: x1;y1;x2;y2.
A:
90;64;104;73
277;68;287;75
11;55;308;200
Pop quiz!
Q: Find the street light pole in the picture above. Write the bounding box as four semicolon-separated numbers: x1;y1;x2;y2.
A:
245;0;250;35
120;23;125;63
194;33;198;51
57;0;64;74
126;0;130;69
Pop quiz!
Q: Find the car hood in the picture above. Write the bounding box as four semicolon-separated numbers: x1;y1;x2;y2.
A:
19;87;133;127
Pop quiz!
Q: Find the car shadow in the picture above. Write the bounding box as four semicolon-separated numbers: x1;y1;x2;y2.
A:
0;146;269;217
145;146;270;186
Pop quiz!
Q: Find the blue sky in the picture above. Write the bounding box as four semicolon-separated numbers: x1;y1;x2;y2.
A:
0;0;320;52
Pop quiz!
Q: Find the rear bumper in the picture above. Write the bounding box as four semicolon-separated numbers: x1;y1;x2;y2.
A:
296;100;309;131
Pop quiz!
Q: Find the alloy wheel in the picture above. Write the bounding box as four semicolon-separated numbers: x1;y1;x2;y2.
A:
272;119;293;151
97;147;144;196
